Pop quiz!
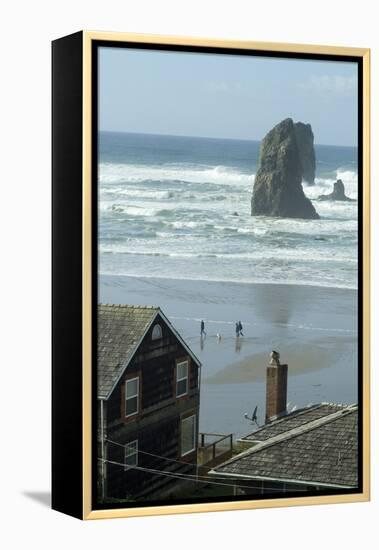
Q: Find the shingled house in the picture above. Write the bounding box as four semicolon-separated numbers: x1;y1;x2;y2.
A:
97;304;201;502
210;403;358;495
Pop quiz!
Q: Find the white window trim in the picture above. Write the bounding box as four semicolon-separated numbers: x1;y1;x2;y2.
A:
125;377;139;418
181;414;196;457
176;360;189;398
124;440;138;470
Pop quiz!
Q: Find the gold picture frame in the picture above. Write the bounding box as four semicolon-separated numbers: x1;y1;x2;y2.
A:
52;31;370;520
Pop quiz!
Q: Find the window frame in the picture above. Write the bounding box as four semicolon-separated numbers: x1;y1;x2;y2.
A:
124;439;138;470
181;414;197;457
176;360;189;398
151;323;163;341
125;376;139;418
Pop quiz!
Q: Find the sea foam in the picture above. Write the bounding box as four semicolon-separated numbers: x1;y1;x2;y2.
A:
98;151;358;290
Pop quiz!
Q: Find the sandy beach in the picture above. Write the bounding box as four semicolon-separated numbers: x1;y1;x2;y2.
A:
100;274;357;438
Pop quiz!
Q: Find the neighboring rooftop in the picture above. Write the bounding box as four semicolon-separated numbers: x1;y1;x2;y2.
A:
241;403;347;442
211;403;358;488
98;304;159;400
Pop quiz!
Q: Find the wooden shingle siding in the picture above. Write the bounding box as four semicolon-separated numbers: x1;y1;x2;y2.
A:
106;412;197;498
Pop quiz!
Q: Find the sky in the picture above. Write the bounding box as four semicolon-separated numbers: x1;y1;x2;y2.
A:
99;47;358;146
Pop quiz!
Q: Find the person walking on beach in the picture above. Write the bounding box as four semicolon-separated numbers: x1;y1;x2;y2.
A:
235;322;240;337
238;321;244;336
201;320;206;337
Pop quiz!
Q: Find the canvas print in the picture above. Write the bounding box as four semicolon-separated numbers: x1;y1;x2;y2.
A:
96;45;360;506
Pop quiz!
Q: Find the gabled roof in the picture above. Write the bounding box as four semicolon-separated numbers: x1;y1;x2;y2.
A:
98;304;201;400
210;404;358;488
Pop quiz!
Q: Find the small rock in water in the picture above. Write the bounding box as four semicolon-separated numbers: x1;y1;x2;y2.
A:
318;179;355;202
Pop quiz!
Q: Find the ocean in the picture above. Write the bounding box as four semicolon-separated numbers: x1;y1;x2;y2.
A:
98;131;358;434
99;131;358;290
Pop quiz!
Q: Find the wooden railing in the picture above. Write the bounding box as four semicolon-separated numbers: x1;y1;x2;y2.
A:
198;432;233;468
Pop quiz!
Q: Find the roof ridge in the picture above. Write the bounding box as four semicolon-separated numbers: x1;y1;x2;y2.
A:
240;403;349;442
242;404;324;439
98;306;201;400
98;303;159;310
217;404;358;469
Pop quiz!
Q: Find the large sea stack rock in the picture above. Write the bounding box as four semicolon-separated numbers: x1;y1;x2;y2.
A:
318;179;355;202
251;118;319;219
294;122;316;185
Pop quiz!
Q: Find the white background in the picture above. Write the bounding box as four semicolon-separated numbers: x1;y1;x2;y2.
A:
0;0;377;548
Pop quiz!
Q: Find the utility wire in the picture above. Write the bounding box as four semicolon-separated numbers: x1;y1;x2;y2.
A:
104;438;298;490
103;444;239;484
99;457;286;493
105;437;232;473
100;457;263;491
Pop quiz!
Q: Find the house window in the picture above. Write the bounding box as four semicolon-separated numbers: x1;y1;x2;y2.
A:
176;360;188;397
124;440;138;470
181;415;196;456
125;377;139;417
152;324;162;340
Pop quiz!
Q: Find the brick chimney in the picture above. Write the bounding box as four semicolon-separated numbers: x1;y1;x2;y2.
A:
265;353;288;422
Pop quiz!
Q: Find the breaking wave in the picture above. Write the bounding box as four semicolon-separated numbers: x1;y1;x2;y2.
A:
98;139;358;290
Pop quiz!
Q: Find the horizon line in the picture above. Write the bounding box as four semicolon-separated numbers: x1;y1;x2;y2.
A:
99;128;358;149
